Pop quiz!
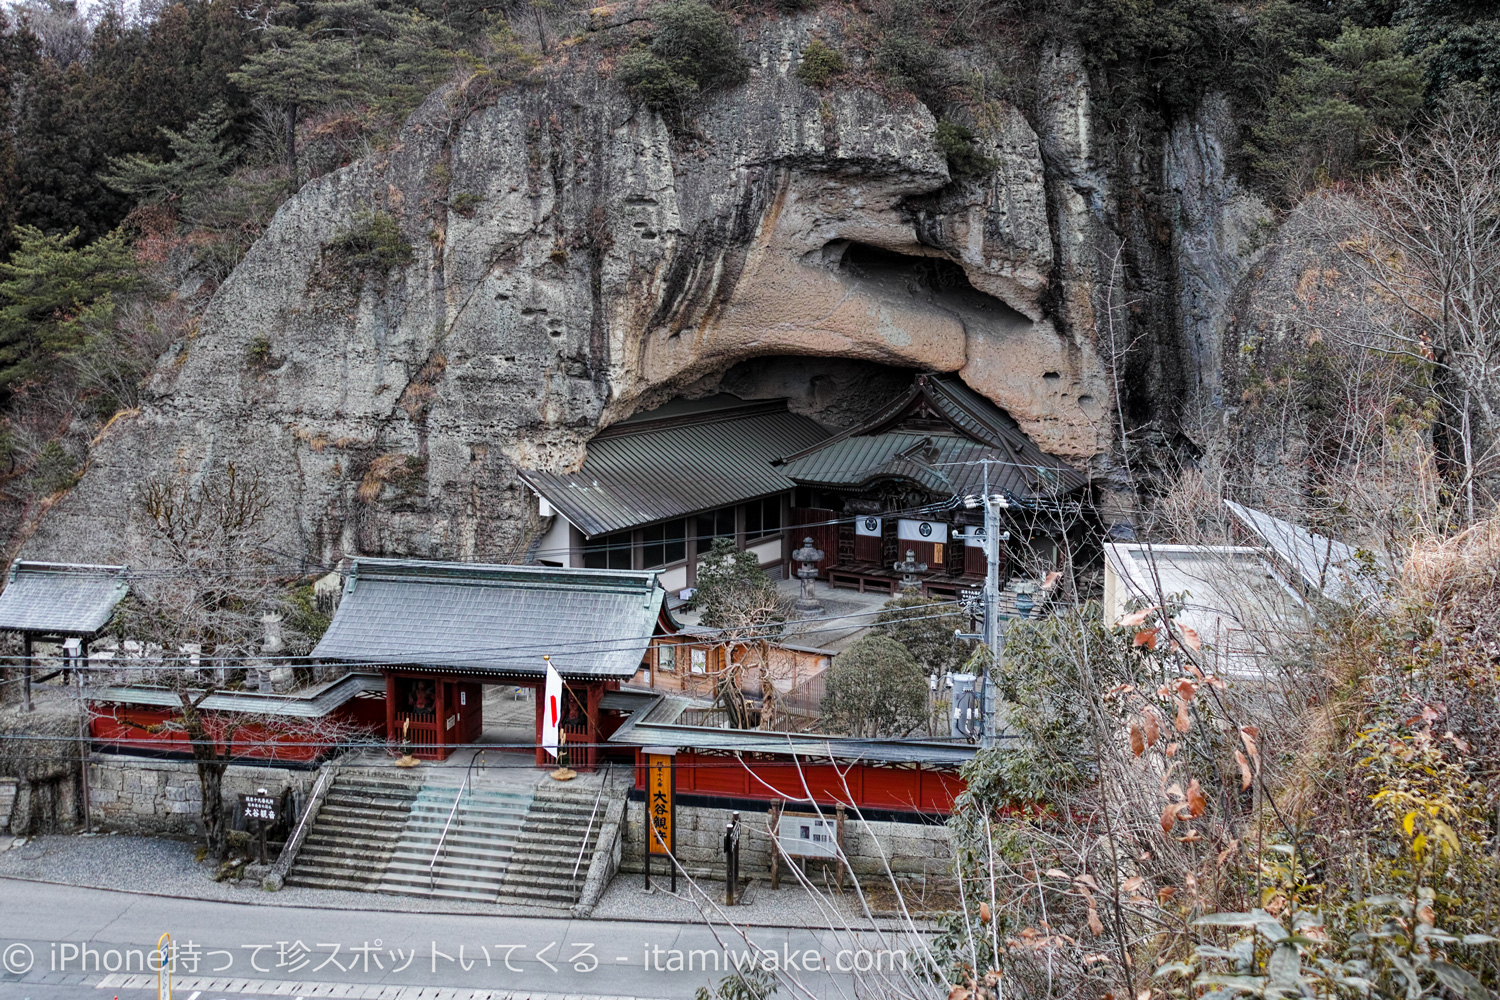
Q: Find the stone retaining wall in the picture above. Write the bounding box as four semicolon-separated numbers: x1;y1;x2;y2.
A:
88;755;317;836
620;799;953;882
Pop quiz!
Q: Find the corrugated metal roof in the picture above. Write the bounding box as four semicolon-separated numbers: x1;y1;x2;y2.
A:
311;558;665;679
518;398;830;537
1225;501;1386;604
0;561;129;635
86;672;384;717
775;374;1086;503
609;718;991;767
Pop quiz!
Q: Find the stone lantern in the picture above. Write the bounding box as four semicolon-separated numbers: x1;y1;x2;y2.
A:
791;536;825;614
894;548;928;593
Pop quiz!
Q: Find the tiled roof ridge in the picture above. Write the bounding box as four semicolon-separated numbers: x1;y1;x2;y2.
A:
348;557;660;591
9;559;129;578
594;397;789;439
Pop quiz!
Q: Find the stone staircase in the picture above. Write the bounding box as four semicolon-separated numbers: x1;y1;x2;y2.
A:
284;772;419;890
282;764;621;910
494;783;609;908
378;782;535;902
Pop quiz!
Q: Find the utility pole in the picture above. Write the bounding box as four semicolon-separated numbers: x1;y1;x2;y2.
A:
957;460;1009;747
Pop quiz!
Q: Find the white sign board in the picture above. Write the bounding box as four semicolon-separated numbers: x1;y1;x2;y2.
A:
855;516;882;537
898;519;948;543
777;812;839;859
963;526;987;549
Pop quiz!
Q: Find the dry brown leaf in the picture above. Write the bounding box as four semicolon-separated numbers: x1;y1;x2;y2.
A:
1160;802;1180;834
948;988;972;1000
1165;741;1180;758
1175;678;1198;701
1138;991;1152;1000
1121;875;1146;893
980;901;992;924
1202;674;1225;689
1165;781;1184;799
1046;868;1070;879
1116;606;1159;628
1186;778;1207;818
1157;886;1177;901
1239;725;1260;757
1143;710;1161;747
1174;697;1192;732
1088;907;1105;935
1129;723;1145;756
1134;629;1159;650
1234;750;1253;790
1176;830;1203;843
1179;626;1201;650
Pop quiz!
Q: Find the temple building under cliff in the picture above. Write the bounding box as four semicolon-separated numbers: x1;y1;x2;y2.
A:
519;373;1089;598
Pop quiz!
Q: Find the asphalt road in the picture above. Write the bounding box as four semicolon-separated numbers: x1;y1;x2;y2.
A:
0;878;920;1000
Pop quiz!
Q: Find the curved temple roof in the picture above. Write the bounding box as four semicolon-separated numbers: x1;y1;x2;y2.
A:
775;374;1086;504
312;558;667;679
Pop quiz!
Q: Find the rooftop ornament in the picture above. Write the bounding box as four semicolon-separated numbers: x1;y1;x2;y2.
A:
791;536;825;614
894;548;928;593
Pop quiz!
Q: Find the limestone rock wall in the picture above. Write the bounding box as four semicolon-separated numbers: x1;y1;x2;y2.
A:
22;9;1262;566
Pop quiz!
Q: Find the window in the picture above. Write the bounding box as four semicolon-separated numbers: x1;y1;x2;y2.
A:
694;507;735;547
744;496;782;540
658;644;676;672
642;519;687;567
582;530;632;569
690;648;707;674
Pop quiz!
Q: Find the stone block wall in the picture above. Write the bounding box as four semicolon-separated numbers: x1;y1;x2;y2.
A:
620;799;954;882
88;755;316;836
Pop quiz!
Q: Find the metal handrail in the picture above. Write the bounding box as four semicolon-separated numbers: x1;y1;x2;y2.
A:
288;766;335;856
428;750;489;886
571;771;610;880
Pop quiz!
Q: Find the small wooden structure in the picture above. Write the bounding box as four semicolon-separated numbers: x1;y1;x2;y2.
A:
0;561;129;711
312;559;677;767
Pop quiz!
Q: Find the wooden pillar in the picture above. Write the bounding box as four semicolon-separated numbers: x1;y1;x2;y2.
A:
385;673;397;746
534;679;547;767
434;677;447;760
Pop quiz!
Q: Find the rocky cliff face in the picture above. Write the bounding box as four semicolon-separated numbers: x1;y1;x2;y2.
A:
25;7;1263;566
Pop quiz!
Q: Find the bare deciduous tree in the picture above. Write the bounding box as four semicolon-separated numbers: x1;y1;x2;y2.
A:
1342;96;1500;520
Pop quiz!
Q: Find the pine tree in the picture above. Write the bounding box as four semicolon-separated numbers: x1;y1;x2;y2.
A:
102;106;238;215
0;226;140;387
230;0;456;191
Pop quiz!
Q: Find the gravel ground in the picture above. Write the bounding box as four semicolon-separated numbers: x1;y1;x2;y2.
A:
0;833;910;929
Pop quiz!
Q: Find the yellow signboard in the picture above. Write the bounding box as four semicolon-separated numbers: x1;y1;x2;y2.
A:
645;752;674;856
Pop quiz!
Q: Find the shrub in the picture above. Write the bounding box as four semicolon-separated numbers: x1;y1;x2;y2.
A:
934;119;997;179
27;440;82;496
246;335;273;369
322;211;416;288
449;191;484;218
796;38;846;87
872;0;956;108
820;634;928;737
617;0;747;122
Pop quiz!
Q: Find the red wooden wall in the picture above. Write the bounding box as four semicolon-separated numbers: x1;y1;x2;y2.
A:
634;751;966;816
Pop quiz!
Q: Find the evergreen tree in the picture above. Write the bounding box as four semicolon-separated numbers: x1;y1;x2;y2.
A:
231;0;456;189
1248;24;1427;200
102;106;238;215
0;226;140;388
820;635;928;738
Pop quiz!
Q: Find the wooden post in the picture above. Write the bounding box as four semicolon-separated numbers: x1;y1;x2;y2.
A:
769;802;782;890
836;803;846;891
385;673;397;748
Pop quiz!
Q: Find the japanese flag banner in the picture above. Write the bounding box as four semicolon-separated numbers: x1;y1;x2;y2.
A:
542;660;563;758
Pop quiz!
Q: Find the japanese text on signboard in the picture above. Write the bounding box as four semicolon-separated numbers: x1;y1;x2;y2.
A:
645;754;673;855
